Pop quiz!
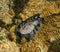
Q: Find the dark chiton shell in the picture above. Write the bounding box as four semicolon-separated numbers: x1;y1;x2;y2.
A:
15;14;44;42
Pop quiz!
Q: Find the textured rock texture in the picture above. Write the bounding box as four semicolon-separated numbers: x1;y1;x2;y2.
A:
0;0;14;25
0;40;19;52
0;0;60;52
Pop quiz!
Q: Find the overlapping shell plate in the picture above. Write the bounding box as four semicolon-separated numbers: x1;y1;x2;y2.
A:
15;14;44;42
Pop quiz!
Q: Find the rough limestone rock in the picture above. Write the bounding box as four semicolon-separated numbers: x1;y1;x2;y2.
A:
0;0;60;52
